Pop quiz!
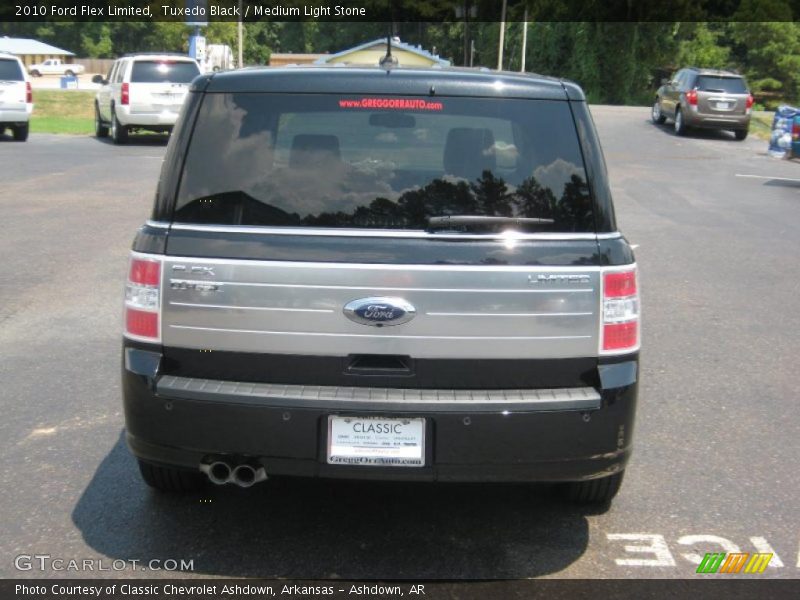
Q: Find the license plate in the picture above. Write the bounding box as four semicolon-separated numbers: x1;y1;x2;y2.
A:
716;102;730;109
327;416;425;467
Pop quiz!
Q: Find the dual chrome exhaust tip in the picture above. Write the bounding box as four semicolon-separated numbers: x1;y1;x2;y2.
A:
200;460;267;488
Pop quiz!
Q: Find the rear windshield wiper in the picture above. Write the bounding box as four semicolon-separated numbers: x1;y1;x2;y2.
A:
427;215;554;232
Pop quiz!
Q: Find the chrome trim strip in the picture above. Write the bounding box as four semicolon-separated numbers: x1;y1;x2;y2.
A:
169;302;334;313
168;324;591;341
168;278;593;294
425;311;594;317
157;375;602;412
167;222;622;241
164;255;608;273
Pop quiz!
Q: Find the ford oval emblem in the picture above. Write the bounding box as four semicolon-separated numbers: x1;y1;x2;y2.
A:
343;297;416;327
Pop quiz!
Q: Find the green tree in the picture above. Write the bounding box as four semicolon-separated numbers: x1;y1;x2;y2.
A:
515;176;556;218
674;22;731;68
204;21;238;57
730;21;800;102
80;23;114;58
242;22;280;65
521;22;675;104
471;171;513;216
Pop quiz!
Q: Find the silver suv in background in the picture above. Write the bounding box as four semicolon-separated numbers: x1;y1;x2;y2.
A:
92;53;200;144
652;67;753;140
0;52;32;142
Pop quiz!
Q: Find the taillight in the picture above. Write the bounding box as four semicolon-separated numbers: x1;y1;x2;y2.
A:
600;268;640;354
124;254;161;341
25;82;32;103
745;93;754;109
121;82;129;105
685;89;698;106
792;120;799;141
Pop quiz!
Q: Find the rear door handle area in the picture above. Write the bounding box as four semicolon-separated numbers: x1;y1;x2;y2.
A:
345;355;414;376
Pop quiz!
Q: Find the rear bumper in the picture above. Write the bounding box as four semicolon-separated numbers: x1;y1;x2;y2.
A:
683;107;750;129
117;106;179;128
123;346;638;483
0;107;31;124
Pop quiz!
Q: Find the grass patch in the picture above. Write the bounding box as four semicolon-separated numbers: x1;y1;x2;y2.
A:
30;90;94;135
750;110;774;142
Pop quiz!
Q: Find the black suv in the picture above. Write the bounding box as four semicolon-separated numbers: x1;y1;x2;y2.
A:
122;65;640;505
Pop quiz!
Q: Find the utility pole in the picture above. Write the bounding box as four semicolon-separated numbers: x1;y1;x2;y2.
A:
520;7;528;73
463;2;469;67
457;2;476;68
237;0;243;68
497;0;507;70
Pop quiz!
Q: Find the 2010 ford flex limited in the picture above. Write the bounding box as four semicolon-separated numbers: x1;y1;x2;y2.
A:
122;65;640;504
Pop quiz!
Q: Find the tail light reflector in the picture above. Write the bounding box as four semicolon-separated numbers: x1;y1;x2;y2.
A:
26;82;32;103
125;255;161;341
686;89;698;106
601;268;640;353
121;82;129;105
126;310;159;338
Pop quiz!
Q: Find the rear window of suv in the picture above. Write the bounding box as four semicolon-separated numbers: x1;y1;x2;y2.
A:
696;76;747;94
174;93;595;233
0;59;24;80
131;60;199;84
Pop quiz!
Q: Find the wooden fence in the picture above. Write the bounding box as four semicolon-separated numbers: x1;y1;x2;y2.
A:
73;58;115;75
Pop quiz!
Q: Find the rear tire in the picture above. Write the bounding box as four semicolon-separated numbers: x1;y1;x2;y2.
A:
674;107;687;136
111;108;128;144
651;98;666;124
30;70;40;77
138;459;205;493
94;104;109;138
65;69;75;77
12;123;29;142
561;470;625;505
734;129;749;141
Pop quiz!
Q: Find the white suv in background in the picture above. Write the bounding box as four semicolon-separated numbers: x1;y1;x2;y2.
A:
93;53;201;144
0;52;33;142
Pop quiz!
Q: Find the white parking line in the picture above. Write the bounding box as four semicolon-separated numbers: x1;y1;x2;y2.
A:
735;174;800;183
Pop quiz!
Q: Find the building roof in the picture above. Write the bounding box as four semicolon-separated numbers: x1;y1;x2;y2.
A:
315;38;450;67
0;37;75;56
269;53;326;66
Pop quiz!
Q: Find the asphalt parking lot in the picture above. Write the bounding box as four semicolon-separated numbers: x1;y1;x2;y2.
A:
1;108;798;580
